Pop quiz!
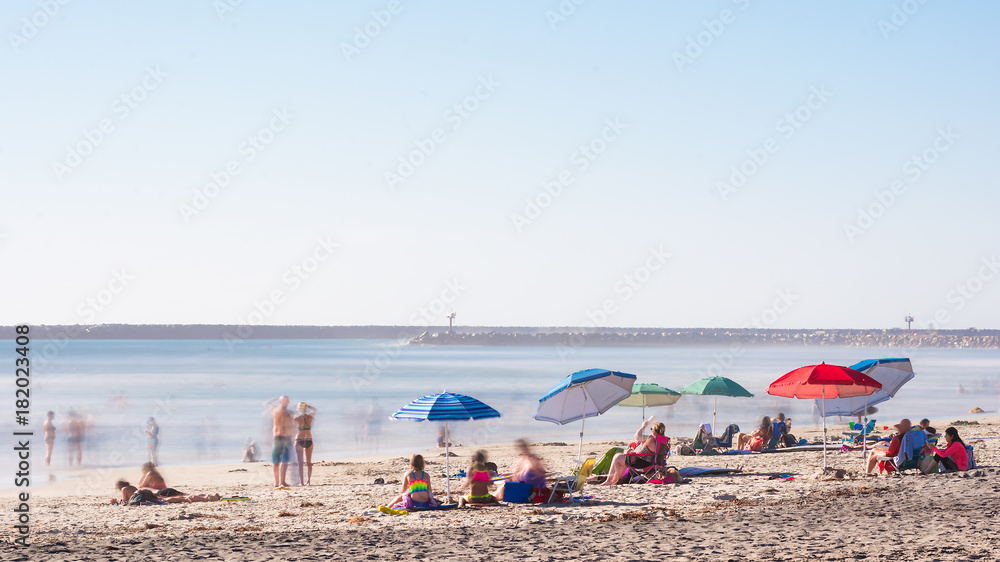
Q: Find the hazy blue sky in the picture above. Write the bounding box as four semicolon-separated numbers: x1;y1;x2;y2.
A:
2;1;998;329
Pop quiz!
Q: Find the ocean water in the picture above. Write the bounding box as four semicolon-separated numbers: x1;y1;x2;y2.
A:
10;339;1000;479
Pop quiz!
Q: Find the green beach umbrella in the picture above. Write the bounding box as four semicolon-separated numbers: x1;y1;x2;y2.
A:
618;383;682;419
680;376;754;434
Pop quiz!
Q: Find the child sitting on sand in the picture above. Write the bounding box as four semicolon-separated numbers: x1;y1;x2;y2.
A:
388;454;436;509
457;450;499;507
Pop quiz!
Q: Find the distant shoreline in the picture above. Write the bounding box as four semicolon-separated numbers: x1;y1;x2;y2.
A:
2;324;998;348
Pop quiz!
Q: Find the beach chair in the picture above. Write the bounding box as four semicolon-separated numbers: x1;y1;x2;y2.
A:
842;420;876;445
876;431;924;475
624;435;671;483
766;421;787;449
715;424;740;448
549;458;595;503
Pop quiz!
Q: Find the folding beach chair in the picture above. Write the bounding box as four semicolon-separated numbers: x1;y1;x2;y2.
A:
549;457;595;503
715;424;740;448
624;435;671;484
766;421;787;449
876;431;924;475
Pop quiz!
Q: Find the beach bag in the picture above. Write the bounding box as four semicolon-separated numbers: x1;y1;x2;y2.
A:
678;444;695;456
918;454;938;474
966;445;976;469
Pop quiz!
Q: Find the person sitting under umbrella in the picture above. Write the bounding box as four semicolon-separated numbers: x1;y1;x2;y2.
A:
693;423;720;452
457;450;499;507
601;421;668;486
736;416;772;451
865;418;910;474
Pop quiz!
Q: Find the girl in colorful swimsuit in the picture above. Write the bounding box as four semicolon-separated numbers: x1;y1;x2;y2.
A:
388;454;433;508
294;402;317;486
458;450;498;507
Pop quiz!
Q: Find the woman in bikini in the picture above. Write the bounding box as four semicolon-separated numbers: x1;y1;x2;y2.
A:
294;402;317;486
125;463;196;501
388;454;433;508
457;450;498;507
736;416;772;451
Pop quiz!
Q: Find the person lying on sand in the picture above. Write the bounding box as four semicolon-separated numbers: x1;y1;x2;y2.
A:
457;450;499;507
388;454;434;508
111;481;221;504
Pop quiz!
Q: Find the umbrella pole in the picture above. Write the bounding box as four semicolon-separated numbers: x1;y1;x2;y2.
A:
713;396;718;435
445;421;451;502
862;394;868;461
822;387;828;470
578;415;585;461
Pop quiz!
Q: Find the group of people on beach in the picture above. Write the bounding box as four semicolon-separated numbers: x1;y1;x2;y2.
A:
111;462;221;505
42;411;161;468
388;439;549;509
265;396;317;488
684;412;796;455
865;418;970;474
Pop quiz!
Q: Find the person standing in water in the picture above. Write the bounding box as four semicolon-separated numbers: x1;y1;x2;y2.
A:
265;396;295;488
66;411;84;466
145;417;160;466
43;411;56;466
294;402;317;486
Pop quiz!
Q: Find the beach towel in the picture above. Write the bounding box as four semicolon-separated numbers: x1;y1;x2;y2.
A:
593;447;623;475
678;467;742;477
393;490;442;510
127;489;165;506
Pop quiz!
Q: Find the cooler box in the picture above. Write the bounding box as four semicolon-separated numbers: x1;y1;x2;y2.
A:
503;482;531;503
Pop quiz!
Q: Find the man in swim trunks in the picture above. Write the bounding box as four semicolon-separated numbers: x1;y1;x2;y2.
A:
266;396;295;487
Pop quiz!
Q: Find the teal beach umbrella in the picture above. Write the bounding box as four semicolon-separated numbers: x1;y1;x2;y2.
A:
680;376;754;434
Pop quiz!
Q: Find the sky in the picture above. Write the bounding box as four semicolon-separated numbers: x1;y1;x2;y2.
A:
1;0;999;330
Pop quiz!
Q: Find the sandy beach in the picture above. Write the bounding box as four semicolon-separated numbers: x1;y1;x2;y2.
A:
4;415;998;561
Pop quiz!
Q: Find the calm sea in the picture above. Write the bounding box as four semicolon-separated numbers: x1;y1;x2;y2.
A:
10;339;1000;480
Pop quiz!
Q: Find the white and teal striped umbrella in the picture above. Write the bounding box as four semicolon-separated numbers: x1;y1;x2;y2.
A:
391;392;501;501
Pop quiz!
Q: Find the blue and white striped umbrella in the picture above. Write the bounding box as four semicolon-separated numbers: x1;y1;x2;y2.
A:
391;392;501;502
391;392;501;422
